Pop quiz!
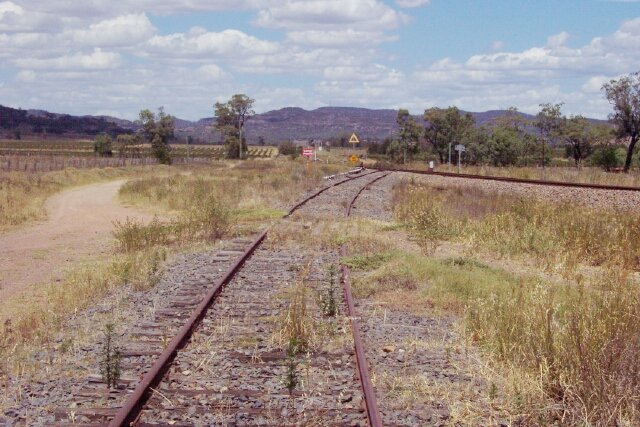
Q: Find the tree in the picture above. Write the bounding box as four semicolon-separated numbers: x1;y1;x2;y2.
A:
485;126;523;166
423;107;475;164
93;134;113;157
602;72;640;172
115;134;141;158
535;103;563;168
559;116;609;168
395;109;422;164
214;94;255;159
138;107;174;164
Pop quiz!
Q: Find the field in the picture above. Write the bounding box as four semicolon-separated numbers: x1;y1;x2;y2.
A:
0;140;278;172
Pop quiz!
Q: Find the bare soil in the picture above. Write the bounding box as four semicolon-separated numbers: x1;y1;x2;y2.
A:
0;180;156;304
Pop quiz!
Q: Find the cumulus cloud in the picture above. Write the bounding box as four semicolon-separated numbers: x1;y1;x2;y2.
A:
286;29;396;47
395;0;430;7
13;48;122;70
0;1;60;33
67;14;156;47
145;29;279;60
255;0;408;30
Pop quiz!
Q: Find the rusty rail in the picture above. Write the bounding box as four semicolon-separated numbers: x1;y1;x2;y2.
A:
286;169;378;216
339;172;391;427
108;169;380;427
375;167;640;192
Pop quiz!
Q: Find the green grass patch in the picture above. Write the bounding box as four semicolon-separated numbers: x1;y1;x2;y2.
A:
341;252;393;271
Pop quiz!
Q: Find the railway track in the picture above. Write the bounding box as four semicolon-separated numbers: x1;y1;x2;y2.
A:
377;167;640;191
51;169;390;427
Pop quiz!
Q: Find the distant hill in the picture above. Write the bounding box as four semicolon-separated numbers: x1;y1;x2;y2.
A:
0;105;130;139
0;104;609;144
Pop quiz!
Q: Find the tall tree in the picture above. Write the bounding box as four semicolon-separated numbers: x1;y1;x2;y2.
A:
138;107;174;164
602;72;640;172
423;107;475;164
535;103;563;168
395;109;421;164
214;94;255;159
559;116;612;168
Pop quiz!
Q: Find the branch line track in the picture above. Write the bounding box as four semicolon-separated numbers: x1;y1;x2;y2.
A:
52;169;389;427
377;167;640;191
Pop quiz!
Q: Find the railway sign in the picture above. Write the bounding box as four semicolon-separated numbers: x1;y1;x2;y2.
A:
454;144;466;152
349;133;360;145
302;147;314;158
349;154;359;164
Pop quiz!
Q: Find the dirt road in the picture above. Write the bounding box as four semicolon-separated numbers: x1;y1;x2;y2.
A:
0;180;156;302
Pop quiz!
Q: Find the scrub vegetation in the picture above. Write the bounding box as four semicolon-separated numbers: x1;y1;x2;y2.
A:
388;180;640;425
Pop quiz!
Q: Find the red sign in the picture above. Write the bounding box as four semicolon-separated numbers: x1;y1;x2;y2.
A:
302;147;314;158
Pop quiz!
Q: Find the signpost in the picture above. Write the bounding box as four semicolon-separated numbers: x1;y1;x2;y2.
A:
302;147;314;158
454;144;465;173
349;133;360;145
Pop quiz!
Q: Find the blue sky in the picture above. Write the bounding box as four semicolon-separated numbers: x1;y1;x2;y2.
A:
0;0;639;120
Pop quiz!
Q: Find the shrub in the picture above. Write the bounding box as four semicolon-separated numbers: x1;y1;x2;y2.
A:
278;141;300;159
590;145;624;171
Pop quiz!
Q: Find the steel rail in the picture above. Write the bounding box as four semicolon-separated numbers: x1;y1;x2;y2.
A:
374;167;640;192
339;171;391;427
285;169;378;216
108;168;380;427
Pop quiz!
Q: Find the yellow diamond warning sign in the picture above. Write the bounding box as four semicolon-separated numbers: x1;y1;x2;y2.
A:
349;154;359;164
348;133;360;145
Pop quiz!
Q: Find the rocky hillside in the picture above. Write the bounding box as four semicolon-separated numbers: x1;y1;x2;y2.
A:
0;104;608;144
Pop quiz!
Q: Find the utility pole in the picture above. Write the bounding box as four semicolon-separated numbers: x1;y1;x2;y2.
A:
458;147;461;174
238;116;243;160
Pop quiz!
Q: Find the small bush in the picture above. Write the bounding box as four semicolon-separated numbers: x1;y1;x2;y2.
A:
278;141;300;159
112;217;172;252
589;145;624;171
99;323;121;389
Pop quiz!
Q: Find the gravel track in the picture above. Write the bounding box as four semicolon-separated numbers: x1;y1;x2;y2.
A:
0;170;382;426
2;239;253;426
400;171;640;210
138;245;366;426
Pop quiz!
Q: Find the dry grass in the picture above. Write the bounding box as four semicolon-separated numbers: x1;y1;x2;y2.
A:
394;181;640;274
391;180;640;425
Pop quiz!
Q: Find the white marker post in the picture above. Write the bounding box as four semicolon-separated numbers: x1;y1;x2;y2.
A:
454;144;465;174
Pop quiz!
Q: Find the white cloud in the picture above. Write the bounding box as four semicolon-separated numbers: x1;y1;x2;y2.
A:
195;64;229;80
13;48;122;70
0;1;59;32
255;0;408;30
286;29;396;47
144;29;279;60
546;31;570;48
67;14;156;47
16;70;36;82
395;0;430;7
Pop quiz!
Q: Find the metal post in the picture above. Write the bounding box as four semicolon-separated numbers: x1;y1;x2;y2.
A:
448;143;452;169
457;148;461;174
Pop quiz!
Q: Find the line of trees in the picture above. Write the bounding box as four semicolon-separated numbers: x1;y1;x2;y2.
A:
371;71;640;172
94;107;174;164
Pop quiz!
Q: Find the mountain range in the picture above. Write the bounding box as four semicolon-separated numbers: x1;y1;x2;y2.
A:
0;104;608;144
